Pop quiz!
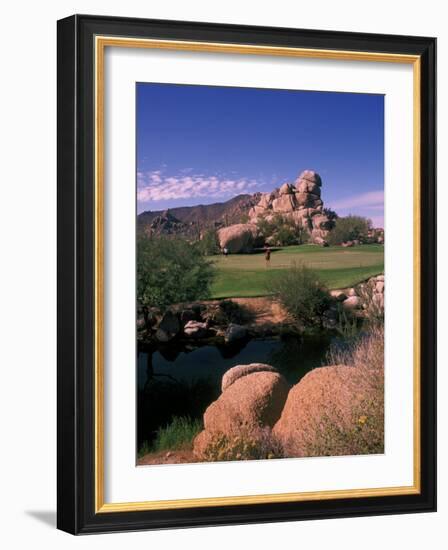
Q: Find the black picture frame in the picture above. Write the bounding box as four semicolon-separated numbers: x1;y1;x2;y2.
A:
57;14;436;535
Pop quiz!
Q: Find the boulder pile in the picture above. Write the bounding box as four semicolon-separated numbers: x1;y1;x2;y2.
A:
247;170;334;245
214;170;334;253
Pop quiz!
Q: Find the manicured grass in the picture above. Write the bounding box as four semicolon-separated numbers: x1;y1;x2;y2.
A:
210;244;384;298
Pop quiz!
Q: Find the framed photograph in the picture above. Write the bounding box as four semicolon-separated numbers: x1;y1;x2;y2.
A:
57;15;436;534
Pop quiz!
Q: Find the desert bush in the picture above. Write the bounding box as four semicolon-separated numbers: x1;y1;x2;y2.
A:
203;424;284;462
151;416;203;453
267;263;330;328
137;235;215;310
303;326;384;456
327;215;372;245
256;214;308;246
200;299;254;326
218;299;254;324
335;305;359;338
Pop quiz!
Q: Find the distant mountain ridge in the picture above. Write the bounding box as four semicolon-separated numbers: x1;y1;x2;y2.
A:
138;193;261;235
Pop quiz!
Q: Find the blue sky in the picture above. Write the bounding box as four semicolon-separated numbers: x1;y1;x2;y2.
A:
137;83;384;227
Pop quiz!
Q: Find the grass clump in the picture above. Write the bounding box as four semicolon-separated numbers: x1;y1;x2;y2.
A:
266;263;330;328
139;416;203;457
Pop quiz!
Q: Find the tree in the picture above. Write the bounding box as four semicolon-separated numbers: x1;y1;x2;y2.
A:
322;207;338;222
137;235;215;311
327;215;372;245
198;229;220;256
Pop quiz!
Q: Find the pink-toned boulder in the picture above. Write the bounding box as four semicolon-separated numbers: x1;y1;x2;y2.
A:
295;170;322;186
375;281;385;294
342;296;360;309
294;192;320;208
221;363;278;392
279;182;294;195
217;223;259;253
258;193;272;209
272;194;297;213
193;370;290;458
295;180;321;196
330;290;348;302
273;365;358;456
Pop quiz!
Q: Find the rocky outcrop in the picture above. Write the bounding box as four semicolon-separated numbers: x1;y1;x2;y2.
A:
224;323;247;344
342;295;361;310
247;170;334;245
155;310;181;342
341;274;385;313
143;210;189;237
183;320;209;338
217;223;261;253
193;366;289;459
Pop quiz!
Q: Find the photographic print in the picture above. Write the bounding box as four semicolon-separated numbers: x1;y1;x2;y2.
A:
58;16;436;533
136;83;385;466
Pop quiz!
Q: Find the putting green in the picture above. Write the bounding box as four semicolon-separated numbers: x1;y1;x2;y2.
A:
210;244;384;298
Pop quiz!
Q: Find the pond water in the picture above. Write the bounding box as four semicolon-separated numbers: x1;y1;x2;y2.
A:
137;334;335;449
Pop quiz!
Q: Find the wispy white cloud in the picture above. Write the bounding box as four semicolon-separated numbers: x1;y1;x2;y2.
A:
137;170;261;202
328;190;384;212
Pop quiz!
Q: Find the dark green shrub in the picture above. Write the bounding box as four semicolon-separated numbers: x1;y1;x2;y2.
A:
137;235;215;310
327;215;372;245
256;214;309;246
198;229;220;256
266;263;330;328
218;299;254;324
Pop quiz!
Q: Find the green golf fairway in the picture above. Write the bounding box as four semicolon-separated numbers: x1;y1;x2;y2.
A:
210;244;384;298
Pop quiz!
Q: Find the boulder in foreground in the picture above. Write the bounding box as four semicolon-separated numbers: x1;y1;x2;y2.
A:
194;368;289;459
221;363;278;392
273;363;382;457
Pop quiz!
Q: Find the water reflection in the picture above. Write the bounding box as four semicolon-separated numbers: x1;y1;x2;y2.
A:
137;335;333;448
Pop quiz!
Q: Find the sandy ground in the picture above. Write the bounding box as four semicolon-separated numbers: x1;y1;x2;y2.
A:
232;296;290;326
137;449;199;465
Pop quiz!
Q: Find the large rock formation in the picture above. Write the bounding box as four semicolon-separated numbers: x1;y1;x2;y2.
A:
217;223;261;253
273;364;367;457
193;365;290;459
248;170;333;244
